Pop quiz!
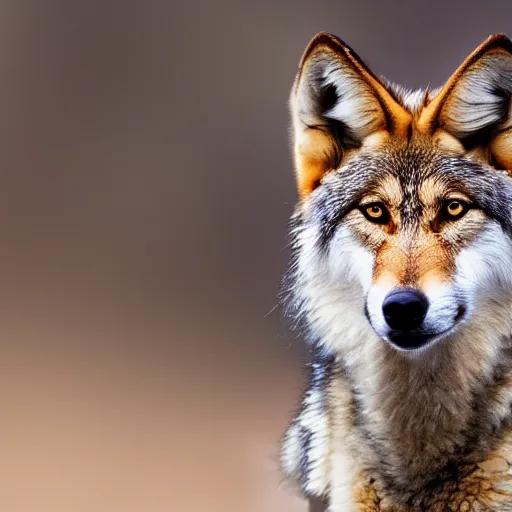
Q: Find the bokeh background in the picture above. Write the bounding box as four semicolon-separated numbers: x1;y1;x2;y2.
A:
0;1;510;511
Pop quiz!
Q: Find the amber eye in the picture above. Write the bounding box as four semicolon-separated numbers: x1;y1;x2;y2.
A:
359;202;389;224
367;205;383;218
442;200;471;220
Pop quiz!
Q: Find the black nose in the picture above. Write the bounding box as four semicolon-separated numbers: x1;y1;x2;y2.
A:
382;289;429;331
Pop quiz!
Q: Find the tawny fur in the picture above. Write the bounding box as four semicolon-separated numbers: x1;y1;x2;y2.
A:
281;33;512;511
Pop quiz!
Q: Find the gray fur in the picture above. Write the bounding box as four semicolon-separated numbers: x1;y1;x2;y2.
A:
281;33;512;511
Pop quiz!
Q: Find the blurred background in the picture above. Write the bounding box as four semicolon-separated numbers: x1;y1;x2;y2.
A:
0;0;510;510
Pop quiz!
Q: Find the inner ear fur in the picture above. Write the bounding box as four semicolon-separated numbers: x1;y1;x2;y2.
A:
291;32;411;198
418;34;512;170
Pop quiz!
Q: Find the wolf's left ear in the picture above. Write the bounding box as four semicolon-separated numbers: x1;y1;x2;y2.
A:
291;33;411;198
418;34;512;169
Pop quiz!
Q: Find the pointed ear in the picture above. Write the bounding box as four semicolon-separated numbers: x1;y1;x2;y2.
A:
291;33;411;198
418;34;512;169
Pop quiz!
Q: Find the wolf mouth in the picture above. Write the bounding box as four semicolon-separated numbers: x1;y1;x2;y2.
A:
386;316;464;351
387;330;444;350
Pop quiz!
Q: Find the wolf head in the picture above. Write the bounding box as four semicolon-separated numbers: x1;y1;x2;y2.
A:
287;33;512;356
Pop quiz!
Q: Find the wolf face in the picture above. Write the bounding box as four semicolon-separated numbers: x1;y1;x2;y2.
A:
288;33;512;356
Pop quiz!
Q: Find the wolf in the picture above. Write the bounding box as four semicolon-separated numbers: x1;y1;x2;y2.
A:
280;33;512;511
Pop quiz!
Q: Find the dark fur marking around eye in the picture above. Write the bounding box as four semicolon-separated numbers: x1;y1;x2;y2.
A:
438;199;474;222
437;158;512;235
359;202;390;224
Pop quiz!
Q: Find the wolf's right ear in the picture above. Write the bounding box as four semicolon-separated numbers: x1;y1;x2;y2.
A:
417;34;512;170
291;33;411;198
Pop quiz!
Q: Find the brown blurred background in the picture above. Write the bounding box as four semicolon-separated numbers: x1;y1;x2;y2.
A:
0;1;509;510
